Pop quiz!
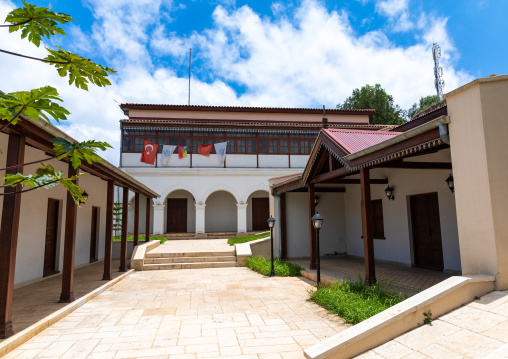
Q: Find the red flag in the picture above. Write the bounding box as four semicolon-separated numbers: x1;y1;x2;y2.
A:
198;144;213;157
140;141;158;165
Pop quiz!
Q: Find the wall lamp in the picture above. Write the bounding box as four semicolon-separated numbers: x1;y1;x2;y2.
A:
385;185;395;201
314;195;320;207
445;174;454;193
79;190;89;205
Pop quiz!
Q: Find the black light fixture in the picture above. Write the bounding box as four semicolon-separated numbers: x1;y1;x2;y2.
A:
79;190;89;205
267;216;276;277
385;185;395;201
314;195;320;207
312;212;324;286
445;174;454;193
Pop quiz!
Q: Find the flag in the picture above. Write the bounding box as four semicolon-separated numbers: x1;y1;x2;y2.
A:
140;141;158;165
198;144;213;157
178;146;188;158
160;145;177;165
214;142;227;165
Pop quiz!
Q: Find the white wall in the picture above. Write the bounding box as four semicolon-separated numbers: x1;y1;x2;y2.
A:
285;192;347;258
11;144;108;285
205;191;237;232
127;194;154;234
343;153;461;272
247;190;270;231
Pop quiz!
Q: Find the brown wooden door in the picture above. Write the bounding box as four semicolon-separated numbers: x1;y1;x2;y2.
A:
44;199;59;277
90;206;99;263
410;193;444;271
252;198;269;231
167;198;187;233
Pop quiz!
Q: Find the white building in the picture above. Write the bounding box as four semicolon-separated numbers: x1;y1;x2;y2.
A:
118;104;388;235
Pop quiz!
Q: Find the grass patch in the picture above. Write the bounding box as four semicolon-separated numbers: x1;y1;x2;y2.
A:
309;277;407;325
112;235;167;244
246;256;303;277
228;231;270;246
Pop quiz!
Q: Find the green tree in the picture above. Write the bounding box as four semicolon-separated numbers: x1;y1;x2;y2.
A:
407;95;441;120
337;84;406;125
0;0;115;204
113;202;122;237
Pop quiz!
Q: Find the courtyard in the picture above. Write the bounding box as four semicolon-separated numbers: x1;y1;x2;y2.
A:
3;267;347;359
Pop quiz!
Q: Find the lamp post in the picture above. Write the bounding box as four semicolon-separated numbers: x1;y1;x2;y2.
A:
311;213;323;286
267;216;276;277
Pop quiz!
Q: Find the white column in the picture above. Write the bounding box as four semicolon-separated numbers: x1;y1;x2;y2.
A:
237;203;248;233
195;204;206;234
153;203;165;235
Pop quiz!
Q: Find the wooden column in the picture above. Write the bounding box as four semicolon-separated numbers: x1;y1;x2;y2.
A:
0;134;25;339
360;167;376;285
308;183;317;270
145;197;151;242
59;163;79;303
119;187;129;272
133;192;140;247
103;179;114;280
280;193;287;259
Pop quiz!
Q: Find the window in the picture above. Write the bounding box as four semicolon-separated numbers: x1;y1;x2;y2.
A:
372;199;385;239
290;141;299;154
248;140;257;153
269;140;278;153
280;140;288;154
301;140;310;154
237;140;246;153
122;138;132;152
258;140;267;153
191;139;202;153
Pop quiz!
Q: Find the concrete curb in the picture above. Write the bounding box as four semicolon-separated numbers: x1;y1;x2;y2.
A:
235;237;270;266
0;269;134;357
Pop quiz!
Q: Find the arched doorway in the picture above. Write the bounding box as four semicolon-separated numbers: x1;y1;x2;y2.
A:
166;190;195;233
205;191;237;233
247;190;269;231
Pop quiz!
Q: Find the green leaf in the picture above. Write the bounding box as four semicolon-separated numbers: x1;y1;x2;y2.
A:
5;0;73;47
0;86;69;125
3;163;85;204
51;137;112;169
44;47;116;90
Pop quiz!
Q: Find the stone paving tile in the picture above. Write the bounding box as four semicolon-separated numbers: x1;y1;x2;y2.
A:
6;267;346;358
356;291;508;359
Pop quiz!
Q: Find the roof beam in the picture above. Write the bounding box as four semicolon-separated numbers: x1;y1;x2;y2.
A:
375;161;452;170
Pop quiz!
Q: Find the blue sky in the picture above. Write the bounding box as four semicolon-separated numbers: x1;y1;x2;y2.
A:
0;0;506;163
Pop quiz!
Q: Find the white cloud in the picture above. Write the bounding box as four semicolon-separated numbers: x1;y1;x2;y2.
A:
376;0;409;17
0;0;472;166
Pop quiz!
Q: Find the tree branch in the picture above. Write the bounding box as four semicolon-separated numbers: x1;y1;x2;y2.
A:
0;155;58;171
0;105;25;131
0;19;31;27
0;180;58;194
0;48;70;64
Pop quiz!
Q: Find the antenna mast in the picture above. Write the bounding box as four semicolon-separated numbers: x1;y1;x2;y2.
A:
188;48;192;106
432;43;445;99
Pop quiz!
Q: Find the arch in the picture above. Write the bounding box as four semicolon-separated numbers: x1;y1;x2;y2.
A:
205;190;238;232
157;182;200;205
241;183;270;203
201;184;241;204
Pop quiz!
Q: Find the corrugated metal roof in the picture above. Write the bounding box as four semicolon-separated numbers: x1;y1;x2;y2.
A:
323;129;402;154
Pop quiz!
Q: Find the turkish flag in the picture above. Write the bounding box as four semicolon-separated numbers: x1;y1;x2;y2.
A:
198;144;213;157
140;141;158;165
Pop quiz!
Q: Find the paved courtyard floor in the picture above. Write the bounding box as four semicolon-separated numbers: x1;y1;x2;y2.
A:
150;239;234;255
356;290;508;358
4;267;347;359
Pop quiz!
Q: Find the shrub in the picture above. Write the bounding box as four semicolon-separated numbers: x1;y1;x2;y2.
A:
246;256;303;277
228;232;270;246
309;276;407;324
112;235;166;244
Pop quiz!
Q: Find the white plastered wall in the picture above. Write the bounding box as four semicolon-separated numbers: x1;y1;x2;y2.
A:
205;191;237;232
344;151;461;272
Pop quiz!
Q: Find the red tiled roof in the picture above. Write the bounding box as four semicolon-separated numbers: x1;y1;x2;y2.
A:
121;118;394;129
270;173;302;186
323;129;402;154
120;104;375;115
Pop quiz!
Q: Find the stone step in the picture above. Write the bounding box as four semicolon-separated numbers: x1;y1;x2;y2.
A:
144;256;236;264
146;251;235;258
143;261;237;270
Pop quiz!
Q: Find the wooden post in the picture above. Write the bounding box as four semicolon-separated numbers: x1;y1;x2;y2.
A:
133;192;140;247
280;192;287;260
145;197;151;242
103;179;114;280
119;187;129;272
0;134;25;339
360;167;376;285
308;183;317;270
59;163;79;303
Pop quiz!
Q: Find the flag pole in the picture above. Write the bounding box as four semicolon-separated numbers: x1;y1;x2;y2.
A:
188;48;192;106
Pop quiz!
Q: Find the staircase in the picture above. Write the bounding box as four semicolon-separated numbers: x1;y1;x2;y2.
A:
142;248;237;270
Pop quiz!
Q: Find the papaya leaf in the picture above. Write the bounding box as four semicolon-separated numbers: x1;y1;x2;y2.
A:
45;47;116;90
0;86;69;125
5;0;73;47
51;137;112;169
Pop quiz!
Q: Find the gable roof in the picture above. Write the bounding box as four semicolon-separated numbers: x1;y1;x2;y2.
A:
322;129;402;155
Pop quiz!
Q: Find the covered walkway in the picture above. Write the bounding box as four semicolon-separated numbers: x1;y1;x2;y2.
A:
294;256;451;296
